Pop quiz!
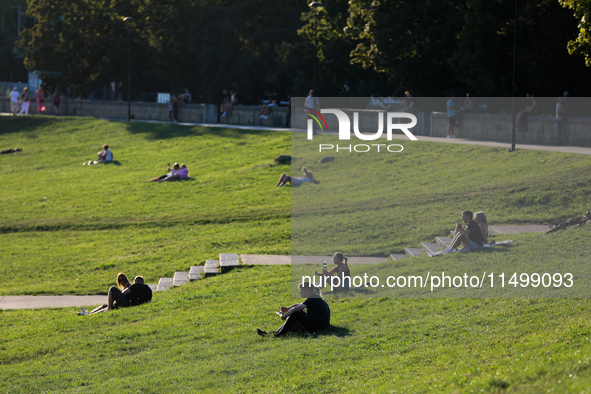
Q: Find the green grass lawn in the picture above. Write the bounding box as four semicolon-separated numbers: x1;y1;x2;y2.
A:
1;116;591;393
1;265;591;393
290;132;591;256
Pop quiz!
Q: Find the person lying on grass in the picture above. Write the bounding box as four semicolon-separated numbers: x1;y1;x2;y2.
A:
160;163;189;182
0;147;22;154
257;282;330;337
85;274;152;315
83;144;113;165
276;167;315;187
315;252;351;292
148;162;182;183
439;210;485;254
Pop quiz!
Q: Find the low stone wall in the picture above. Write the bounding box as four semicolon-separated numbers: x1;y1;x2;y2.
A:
430;112;591;146
218;105;288;127
0;98;218;124
2;97;590;146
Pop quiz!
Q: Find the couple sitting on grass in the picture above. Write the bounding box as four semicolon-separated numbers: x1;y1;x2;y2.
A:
148;162;189;183
80;273;152;315
437;210;491;255
83;144;113;165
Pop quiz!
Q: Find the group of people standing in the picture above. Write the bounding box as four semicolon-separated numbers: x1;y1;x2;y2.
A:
9;86;61;116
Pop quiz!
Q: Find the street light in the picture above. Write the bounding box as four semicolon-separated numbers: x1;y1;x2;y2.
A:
123;16;135;121
309;2;323;91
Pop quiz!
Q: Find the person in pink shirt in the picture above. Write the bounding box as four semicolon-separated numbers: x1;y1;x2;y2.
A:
178;163;189;179
160;163;189;182
35;87;45;114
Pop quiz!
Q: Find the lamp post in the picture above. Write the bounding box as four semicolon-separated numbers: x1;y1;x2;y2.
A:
123;16;135;121
510;0;518;152
309;2;323;91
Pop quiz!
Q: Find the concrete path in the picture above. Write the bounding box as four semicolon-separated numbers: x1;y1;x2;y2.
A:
3;112;591;154
489;225;550;234
241;254;390;265
0;295;106;310
120;119;591;155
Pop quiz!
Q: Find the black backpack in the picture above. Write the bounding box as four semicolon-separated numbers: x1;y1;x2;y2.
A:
126;283;153;306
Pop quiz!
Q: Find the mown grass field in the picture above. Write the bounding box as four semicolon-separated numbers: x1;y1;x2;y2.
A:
0;116;291;294
1;116;591;393
290;132;591;256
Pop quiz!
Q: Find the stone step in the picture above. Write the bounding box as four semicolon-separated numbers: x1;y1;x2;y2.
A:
389;253;407;261
436;237;452;249
189;266;204;281
173;271;189;287
405;247;425;257
204;259;220;276
147;283;157;292
219;253;240;272
420;242;441;254
156;278;173;292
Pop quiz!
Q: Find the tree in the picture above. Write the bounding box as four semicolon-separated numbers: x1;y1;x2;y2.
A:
560;0;591;66
0;0;28;82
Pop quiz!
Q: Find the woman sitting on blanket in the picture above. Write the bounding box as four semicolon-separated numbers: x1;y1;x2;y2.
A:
276;167;315;187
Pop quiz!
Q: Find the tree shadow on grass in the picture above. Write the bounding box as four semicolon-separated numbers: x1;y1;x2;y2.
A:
0;116;67;137
124;122;282;141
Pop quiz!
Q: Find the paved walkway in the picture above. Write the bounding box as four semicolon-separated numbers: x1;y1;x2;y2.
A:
489;225;550;234
0;295;106;310
119;118;591;155
3;112;591;155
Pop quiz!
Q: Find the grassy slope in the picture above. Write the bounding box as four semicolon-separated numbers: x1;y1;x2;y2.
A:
1;263;590;393
291;133;591;255
0;117;290;294
1;117;591;393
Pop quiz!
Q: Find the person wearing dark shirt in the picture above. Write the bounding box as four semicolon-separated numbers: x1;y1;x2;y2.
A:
257;282;330;337
439;210;484;254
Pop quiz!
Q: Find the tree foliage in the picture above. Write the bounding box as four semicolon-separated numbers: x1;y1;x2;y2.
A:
14;0;591;100
0;0;28;82
560;0;591;67
19;0;307;102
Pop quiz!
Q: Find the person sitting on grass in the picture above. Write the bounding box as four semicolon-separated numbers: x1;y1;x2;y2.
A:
148;162;180;183
84;274;152;315
315;252;351;292
276;167;315;187
440;210;485;254
87;273;132;314
257;281;330;337
83;144;113;165
474;211;493;245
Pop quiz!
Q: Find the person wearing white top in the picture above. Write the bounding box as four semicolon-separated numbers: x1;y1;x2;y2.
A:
83;144;114;165
10;88;20;115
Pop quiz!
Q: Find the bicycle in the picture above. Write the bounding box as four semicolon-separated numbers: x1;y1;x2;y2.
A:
546;210;591;234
